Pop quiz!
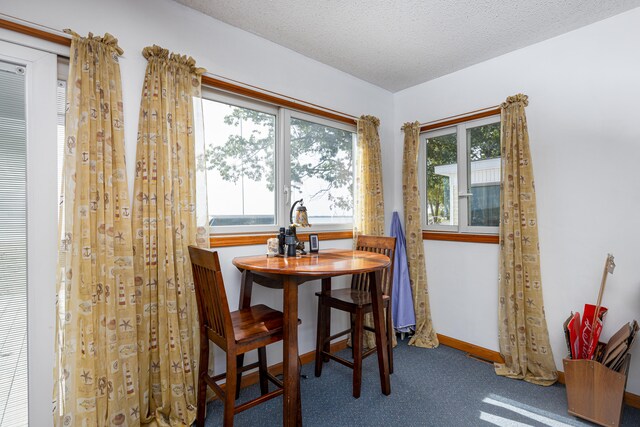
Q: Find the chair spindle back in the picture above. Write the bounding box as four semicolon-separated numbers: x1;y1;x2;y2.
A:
351;235;396;296
189;246;233;348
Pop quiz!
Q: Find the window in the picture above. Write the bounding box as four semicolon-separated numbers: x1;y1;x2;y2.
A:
420;115;501;234
201;89;356;233
289;115;354;226
201;93;277;228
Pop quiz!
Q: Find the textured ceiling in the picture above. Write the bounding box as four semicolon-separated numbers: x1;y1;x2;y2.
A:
174;0;640;92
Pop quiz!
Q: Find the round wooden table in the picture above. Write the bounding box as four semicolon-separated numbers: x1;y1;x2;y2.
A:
232;249;391;427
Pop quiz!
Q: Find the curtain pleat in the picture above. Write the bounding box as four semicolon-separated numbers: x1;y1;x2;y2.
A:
354;115;385;238
131;45;209;426
402;122;439;348
494;94;557;386
353;115;393;349
53;31;141;426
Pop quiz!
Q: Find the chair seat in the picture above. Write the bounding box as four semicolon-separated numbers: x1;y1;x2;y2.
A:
230;304;301;344
316;289;390;308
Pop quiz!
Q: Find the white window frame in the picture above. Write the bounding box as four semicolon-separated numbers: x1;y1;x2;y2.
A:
201;88;356;234
287;110;357;233
419;114;500;234
200;88;280;235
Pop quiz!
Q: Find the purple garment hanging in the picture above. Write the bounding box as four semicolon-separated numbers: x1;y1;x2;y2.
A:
389;211;415;333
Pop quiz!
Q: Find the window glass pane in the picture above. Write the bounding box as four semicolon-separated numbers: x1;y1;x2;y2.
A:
426;132;457;226
290;118;354;225
202;98;276;226
467;122;501;226
0;60;28;426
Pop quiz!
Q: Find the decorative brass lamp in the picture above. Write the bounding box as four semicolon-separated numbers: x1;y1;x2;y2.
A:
289;199;311;254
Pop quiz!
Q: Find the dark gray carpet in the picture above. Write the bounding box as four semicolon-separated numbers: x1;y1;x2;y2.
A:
204;339;640;426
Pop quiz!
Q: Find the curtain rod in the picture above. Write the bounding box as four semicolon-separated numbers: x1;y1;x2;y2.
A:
0;12;71;39
420;105;501;127
0;14;360;123
0;13;71;49
203;73;359;121
401;104;501;131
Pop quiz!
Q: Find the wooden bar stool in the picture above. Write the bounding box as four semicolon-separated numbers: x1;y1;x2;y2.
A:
189;246;300;426
314;235;396;398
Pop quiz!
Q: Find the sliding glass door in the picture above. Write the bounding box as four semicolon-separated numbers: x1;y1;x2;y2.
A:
0;59;28;427
0;40;58;427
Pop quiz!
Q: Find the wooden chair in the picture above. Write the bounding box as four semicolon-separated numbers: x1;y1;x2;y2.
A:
189;246;298;426
314;235;396;398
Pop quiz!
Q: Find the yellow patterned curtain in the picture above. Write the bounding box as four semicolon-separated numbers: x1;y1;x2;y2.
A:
53;31;141;426
354;115;385;238
132;45;209;426
494;94;557;386
402;122;438;348
353;115;390;348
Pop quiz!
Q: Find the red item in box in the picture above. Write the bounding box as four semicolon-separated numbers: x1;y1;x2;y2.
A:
567;312;581;359
579;304;608;360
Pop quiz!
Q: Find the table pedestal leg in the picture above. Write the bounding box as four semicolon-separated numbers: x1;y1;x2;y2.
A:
283;276;300;426
369;270;390;395
321;278;331;362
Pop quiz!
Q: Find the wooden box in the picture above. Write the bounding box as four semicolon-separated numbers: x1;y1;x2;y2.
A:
563;355;631;427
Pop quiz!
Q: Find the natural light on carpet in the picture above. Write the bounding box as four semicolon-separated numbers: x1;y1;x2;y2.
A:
479;394;588;427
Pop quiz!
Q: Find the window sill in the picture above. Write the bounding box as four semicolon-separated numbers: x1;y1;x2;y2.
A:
210;230;353;248
422;231;499;244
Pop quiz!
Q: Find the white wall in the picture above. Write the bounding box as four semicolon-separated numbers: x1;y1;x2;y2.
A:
0;0;394;413
394;8;640;394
